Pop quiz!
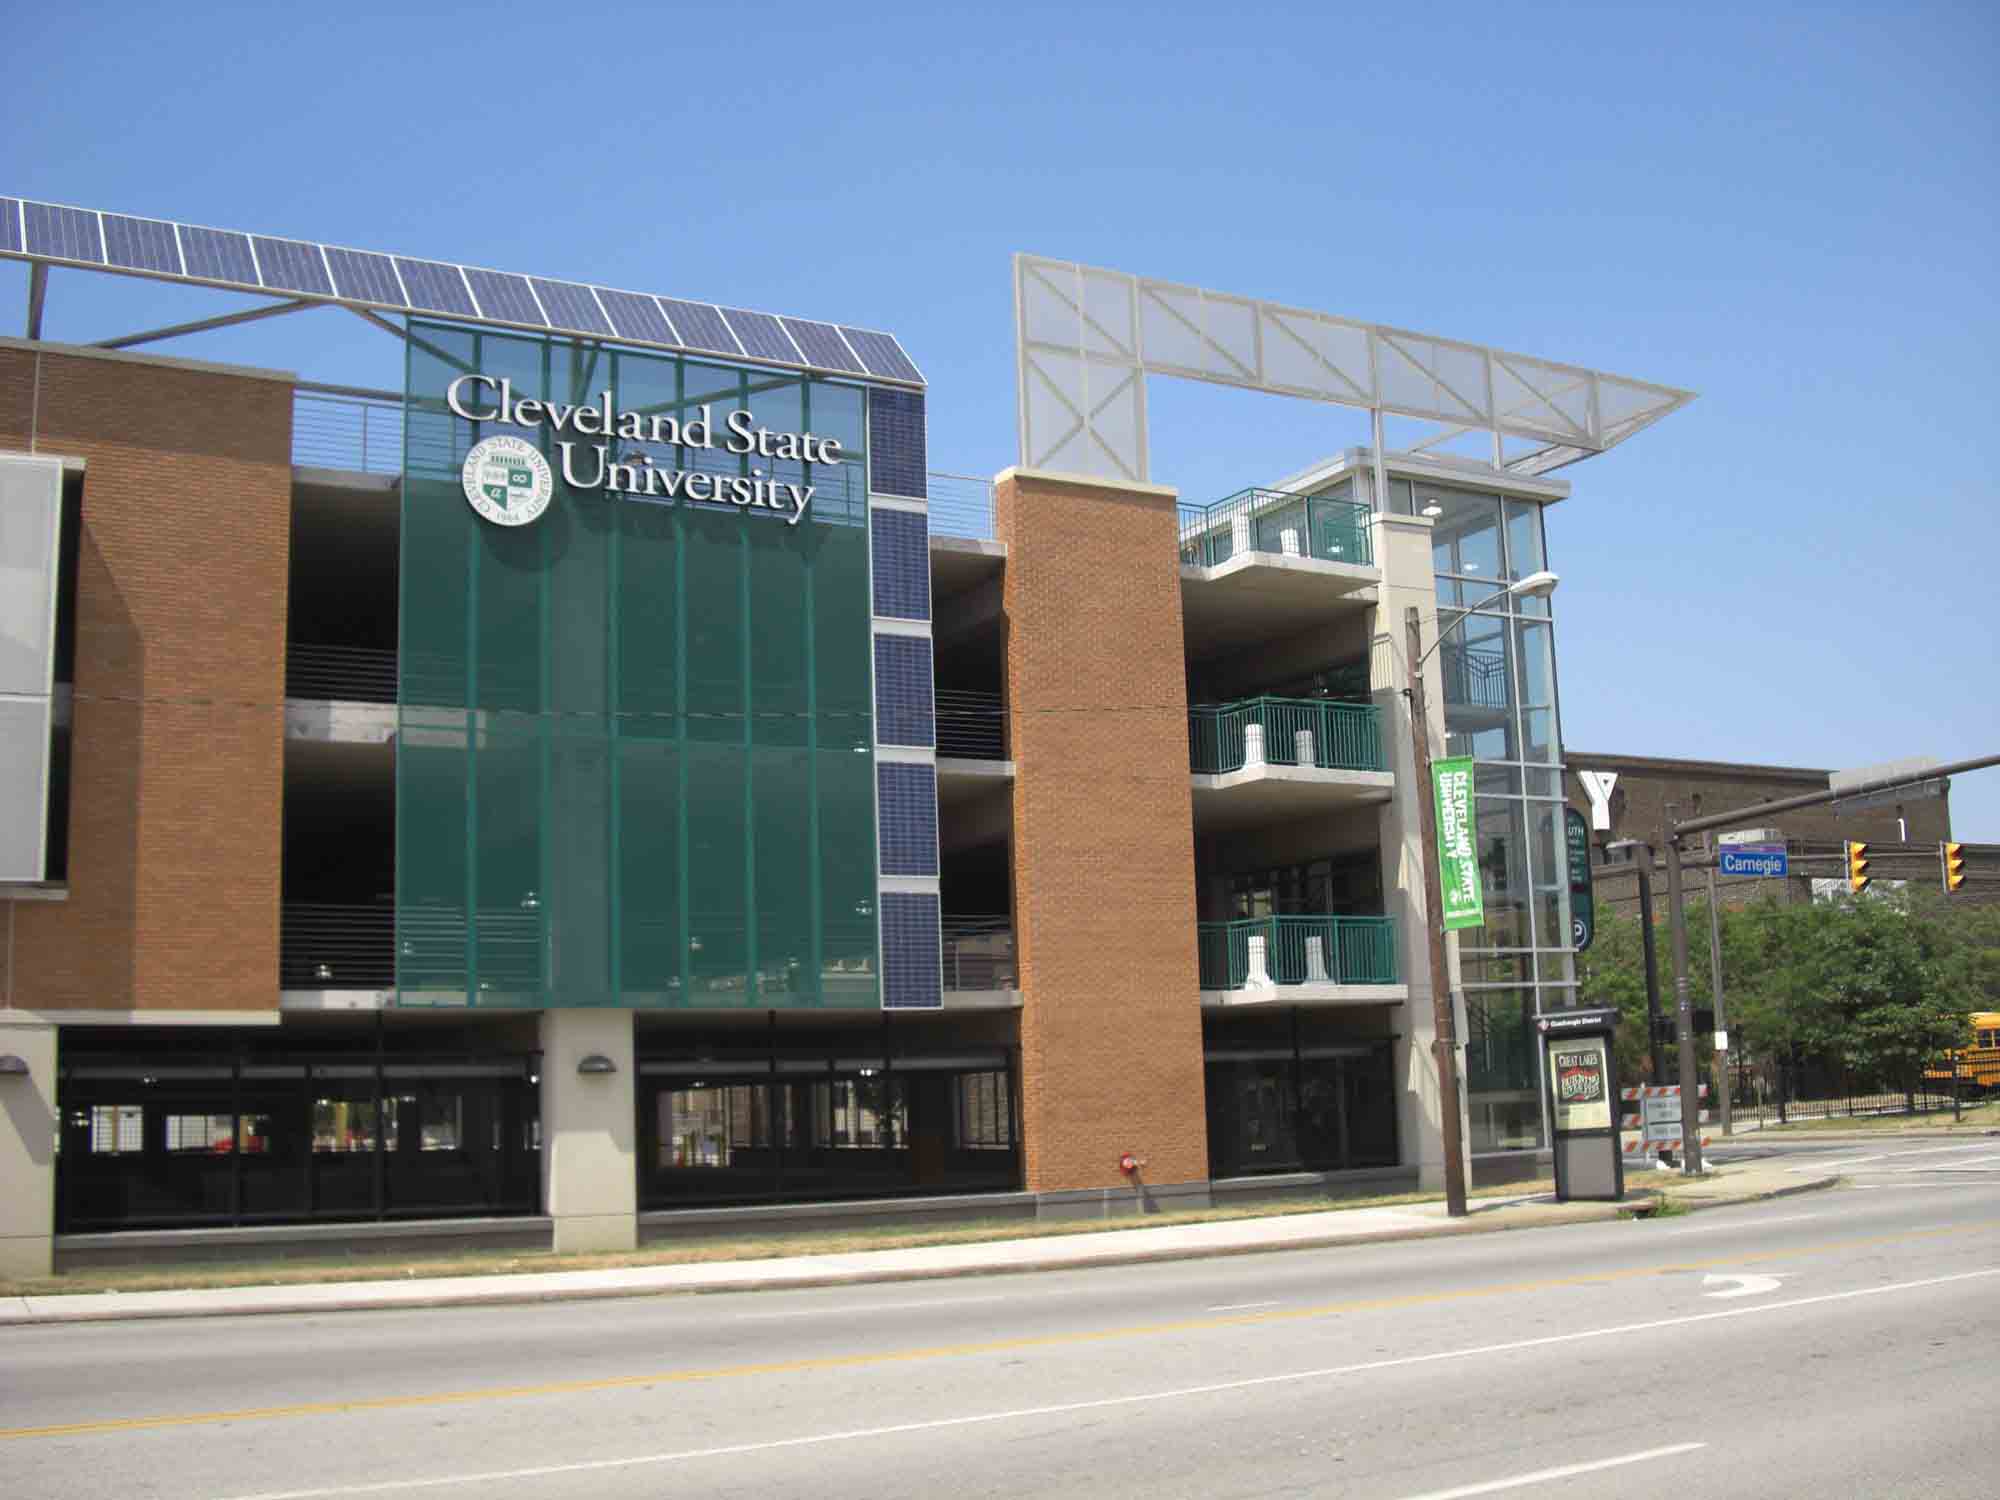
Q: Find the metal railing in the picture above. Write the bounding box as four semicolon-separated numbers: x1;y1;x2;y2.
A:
294;390;406;475
942;915;1016;991
287;643;398;703
1438;643;1509;712
928;471;996;541
1178;488;1373;569
281;903;395;988
936;689;1007;760
1196;915;1400;989
1188;698;1384;774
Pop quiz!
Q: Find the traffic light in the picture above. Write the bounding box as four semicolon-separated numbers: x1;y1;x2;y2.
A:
1942;841;1966;893
1844;841;1871;895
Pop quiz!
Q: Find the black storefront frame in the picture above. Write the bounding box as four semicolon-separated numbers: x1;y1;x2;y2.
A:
636;1019;1023;1209
1204;1008;1400;1179
56;1026;541;1233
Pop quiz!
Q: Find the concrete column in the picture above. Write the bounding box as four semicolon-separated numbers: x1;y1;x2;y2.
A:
538;1009;637;1252
994;467;1209;1213
0;1020;57;1277
1369;511;1470;1193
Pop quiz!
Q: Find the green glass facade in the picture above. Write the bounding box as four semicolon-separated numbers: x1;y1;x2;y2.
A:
395;323;879;1009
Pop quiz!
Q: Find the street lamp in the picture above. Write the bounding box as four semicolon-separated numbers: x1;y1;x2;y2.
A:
1405;568;1558;1218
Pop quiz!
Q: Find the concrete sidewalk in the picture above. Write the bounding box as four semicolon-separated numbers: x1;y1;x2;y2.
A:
0;1162;1837;1327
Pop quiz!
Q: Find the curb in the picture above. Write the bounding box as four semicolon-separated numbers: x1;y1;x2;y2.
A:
0;1176;1840;1328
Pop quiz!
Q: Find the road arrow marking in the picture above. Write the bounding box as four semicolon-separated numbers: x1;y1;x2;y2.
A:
1702;1272;1788;1299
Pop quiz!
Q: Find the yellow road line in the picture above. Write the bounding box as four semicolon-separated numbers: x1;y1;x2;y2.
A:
4;1218;1991;1444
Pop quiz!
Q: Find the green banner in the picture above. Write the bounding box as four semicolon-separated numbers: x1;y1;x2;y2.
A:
1432;756;1484;931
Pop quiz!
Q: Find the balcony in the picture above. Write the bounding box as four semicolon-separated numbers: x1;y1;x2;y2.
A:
942;915;1018;999
1178;488;1373;571
1197;915;1404;1006
1178;488;1377;657
1188;698;1394;828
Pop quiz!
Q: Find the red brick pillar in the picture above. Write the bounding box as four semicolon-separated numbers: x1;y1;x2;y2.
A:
995;467;1208;1206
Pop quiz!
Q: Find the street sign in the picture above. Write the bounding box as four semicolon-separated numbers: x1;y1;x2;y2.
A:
1718;827;1783;846
1719;843;1788;878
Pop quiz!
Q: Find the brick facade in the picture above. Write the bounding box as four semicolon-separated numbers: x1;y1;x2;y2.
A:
996;470;1208;1194
0;343;292;1013
1565;751;1955;915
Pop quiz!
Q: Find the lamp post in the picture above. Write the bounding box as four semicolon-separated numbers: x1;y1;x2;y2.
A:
1405;568;1558;1219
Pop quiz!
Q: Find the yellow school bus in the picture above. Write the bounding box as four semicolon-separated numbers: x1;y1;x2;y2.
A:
1925;1011;2000;1094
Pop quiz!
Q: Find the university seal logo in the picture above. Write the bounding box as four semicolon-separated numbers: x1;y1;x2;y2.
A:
461;435;553;527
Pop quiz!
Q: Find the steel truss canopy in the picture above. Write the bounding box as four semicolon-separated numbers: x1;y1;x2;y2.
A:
0;195;924;388
1014;254;1693;482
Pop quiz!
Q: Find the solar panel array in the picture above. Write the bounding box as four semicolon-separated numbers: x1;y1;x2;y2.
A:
0;196;924;387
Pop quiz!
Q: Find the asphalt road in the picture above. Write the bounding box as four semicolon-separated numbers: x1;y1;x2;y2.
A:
3;1156;1995;1500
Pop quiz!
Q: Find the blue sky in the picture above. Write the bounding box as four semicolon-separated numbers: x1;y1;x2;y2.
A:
6;1;1996;836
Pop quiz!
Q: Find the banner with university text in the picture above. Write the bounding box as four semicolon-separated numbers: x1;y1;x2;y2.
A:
1431;755;1485;931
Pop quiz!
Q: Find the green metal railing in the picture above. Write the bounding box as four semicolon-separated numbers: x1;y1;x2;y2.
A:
1188;697;1385;774
1177;488;1373;569
1197;915;1400;989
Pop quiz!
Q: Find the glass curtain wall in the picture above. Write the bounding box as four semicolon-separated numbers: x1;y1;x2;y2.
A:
1385;480;1573;1154
397;323;877;1010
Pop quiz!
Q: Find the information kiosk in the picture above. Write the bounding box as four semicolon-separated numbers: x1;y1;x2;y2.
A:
1536;1007;1625;1202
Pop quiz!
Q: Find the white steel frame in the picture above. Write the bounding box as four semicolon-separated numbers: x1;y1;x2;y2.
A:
1014;254;1694;483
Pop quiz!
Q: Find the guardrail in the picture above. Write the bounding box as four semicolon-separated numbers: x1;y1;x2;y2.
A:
929;471;995;541
942;915;1016;991
1438;643;1509;712
1178;488;1372;569
1196;915;1400;989
936;688;1006;760
287;643;398;703
1188;697;1384;774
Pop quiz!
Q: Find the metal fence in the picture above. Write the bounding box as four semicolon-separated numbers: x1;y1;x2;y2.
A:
1188;697;1384;774
280;903;395;989
942;915;1016;991
294;390;406;475
1177;488;1373;569
936;688;1006;760
1196;915;1400;989
287;643;398;703
928;471;996;541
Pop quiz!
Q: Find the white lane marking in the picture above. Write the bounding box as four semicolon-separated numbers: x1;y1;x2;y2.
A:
212;1267;2000;1500
1701;1273;1788;1299
1394;1442;1708;1500
1790;1154;1884;1172
730;1295;1008;1322
1894;1163;2000;1174
1207;1300;1281;1312
1660;1213;1821;1235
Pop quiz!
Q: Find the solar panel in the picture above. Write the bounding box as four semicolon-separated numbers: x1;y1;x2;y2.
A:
1;197;924;385
179;225;258;284
530;278;612;336
782;318;864;374
658;298;740;355
251;235;332;296
596;288;675;345
396;257;476;316
718;308;801;365
102;214;181;274
842;328;924;384
324;247;405;306
463;269;545;326
24;203;101;263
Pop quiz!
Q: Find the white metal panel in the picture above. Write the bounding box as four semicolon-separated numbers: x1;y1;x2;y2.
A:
1013;255;1695;483
0;454;61;883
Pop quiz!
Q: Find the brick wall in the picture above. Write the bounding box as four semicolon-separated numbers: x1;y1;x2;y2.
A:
0;343;291;1013
1566;754;1954;914
996;470;1207;1193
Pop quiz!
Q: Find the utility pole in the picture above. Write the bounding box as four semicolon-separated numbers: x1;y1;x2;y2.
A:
1663;806;1704;1175
1704;859;1732;1135
1405;606;1468;1218
1606;839;1667;1085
